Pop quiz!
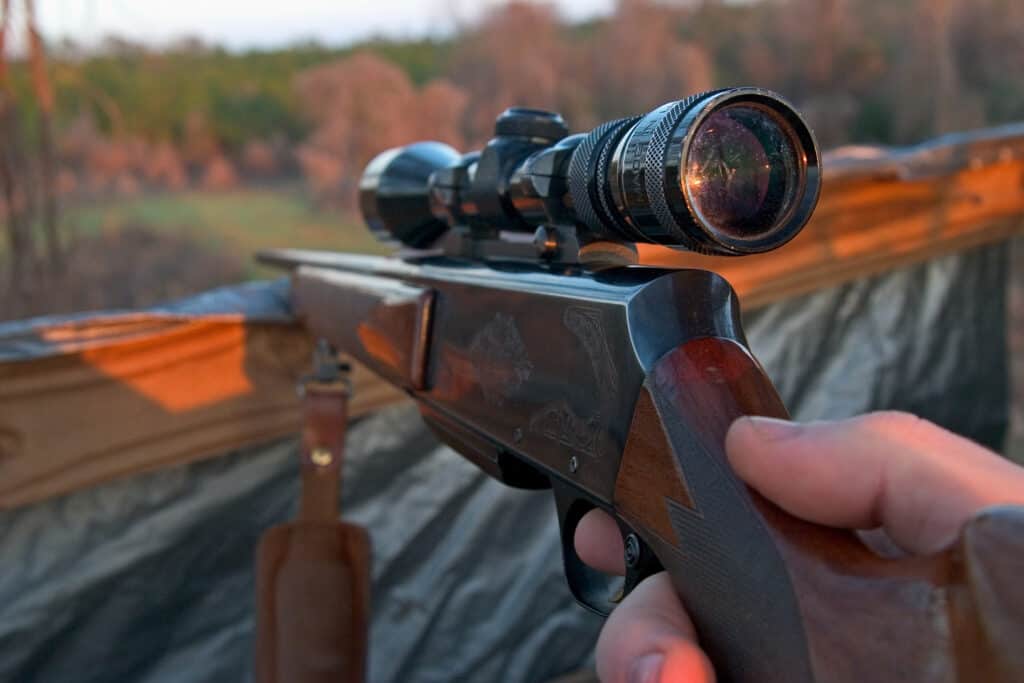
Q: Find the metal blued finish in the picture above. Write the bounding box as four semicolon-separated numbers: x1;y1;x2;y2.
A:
358;88;819;260
291;267;434;392
567;116;641;241
264;248;746;502
606;87;821;254
359;141;461;248
606;95;715;243
494;107;569;141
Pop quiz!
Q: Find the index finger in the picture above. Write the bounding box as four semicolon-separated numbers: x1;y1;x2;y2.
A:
726;411;1024;555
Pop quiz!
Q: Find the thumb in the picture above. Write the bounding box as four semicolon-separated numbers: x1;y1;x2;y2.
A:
596;572;715;683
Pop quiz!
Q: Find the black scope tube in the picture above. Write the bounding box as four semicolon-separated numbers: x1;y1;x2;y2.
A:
360;87;821;256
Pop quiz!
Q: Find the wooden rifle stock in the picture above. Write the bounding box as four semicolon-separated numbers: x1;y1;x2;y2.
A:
614;336;1006;682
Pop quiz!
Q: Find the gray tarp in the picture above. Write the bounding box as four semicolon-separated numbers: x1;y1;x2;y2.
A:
0;242;1010;682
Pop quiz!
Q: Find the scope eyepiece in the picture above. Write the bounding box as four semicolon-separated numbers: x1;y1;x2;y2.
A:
359;88;820;259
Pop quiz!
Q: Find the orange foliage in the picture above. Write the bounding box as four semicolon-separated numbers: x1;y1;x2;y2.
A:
241;139;281;177
450;2;569;143
201;155;239;191
182;111;221;168
414;80;469;145
294;51;469;206
294;145;344;199
588;0;713;117
112;172;141;197
56;168;78;197
144;141;188;191
44;0;1024;207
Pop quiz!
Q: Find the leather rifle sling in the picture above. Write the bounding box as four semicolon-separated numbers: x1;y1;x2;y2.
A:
255;343;370;683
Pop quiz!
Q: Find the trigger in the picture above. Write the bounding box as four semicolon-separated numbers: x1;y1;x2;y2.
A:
619;530;663;601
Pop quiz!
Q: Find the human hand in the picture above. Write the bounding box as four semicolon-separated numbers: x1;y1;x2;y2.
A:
575;411;1024;683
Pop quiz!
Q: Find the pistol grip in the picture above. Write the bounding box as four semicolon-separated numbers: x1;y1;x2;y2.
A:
610;336;957;683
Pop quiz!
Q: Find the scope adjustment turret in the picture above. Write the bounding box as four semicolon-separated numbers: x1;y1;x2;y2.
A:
494;108;569;142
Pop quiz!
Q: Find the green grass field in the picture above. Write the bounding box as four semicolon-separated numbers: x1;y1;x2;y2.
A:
58;184;388;278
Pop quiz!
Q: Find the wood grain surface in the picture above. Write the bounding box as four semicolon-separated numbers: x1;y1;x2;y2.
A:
614;337;965;682
0;314;403;508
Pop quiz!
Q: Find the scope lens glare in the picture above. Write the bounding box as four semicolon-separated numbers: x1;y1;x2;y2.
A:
684;104;802;241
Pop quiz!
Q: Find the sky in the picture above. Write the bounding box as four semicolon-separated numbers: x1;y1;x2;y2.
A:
34;0;617;51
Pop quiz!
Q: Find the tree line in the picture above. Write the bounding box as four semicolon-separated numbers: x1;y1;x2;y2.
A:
2;0;1023;317
15;0;1024;206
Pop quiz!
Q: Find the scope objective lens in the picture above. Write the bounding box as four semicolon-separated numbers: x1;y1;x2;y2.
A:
684;103;802;242
580;88;820;255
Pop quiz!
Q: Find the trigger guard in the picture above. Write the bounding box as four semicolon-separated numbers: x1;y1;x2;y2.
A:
551;480;664;616
552;482;622;616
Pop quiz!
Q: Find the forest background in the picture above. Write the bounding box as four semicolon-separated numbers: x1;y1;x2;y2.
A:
1;0;1022;319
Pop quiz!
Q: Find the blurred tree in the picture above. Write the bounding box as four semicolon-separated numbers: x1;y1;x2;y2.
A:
294;51;468;206
240;139;281;178
414;79;470;143
181;111;221;169
5;0;1023;214
0;0;31;303
143;141;188;190
449;2;573;143
295;51;417;204
588;0;712;121
25;0;60;270
201;154;239;191
951;0;1024;125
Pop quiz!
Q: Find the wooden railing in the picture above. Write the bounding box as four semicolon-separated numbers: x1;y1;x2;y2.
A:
2;123;1023;508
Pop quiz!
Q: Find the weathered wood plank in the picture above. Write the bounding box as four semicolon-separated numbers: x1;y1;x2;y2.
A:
0;315;404;508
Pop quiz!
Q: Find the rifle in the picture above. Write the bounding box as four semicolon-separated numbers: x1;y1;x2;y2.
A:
260;88;961;682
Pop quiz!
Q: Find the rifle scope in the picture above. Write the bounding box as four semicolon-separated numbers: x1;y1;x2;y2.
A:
360;87;820;257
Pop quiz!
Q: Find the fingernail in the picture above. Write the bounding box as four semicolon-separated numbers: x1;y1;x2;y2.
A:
742;416;801;440
628;653;665;683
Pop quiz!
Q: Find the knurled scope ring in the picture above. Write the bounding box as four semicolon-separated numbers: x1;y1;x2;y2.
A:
643;90;725;254
568;117;634;238
595;116;643;242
